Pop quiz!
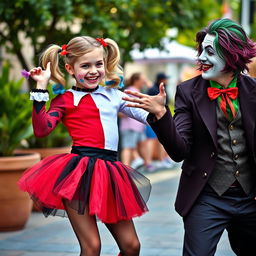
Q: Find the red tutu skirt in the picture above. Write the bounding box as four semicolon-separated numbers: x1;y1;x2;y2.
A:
18;146;151;223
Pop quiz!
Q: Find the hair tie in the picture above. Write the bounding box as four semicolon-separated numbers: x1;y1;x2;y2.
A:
119;75;124;88
96;38;108;47
60;44;68;56
21;69;30;80
52;83;66;95
105;75;124;88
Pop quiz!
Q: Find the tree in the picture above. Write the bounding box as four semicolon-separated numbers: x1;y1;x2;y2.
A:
0;0;223;88
175;0;223;47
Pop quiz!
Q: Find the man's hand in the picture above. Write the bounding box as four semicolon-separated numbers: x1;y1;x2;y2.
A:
122;82;167;119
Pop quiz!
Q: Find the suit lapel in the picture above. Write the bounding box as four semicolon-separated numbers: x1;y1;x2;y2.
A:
192;77;218;148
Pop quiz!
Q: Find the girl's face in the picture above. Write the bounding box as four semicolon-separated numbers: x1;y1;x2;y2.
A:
66;48;105;89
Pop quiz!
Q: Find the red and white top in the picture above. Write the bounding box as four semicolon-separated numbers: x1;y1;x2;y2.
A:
32;86;149;151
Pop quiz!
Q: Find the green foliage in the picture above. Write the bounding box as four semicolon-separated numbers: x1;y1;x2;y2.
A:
0;0;223;81
175;0;223;47
0;63;70;154
0;63;33;156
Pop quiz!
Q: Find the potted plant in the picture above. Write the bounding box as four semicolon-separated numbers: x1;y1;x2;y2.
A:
0;62;40;231
20;122;72;158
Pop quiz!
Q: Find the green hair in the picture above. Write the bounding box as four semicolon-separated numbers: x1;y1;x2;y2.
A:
208;18;247;61
196;18;256;73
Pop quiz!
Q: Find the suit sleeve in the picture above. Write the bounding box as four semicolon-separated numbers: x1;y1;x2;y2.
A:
32;95;65;137
148;85;193;162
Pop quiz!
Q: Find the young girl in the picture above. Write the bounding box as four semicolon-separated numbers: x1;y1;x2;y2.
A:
18;36;151;256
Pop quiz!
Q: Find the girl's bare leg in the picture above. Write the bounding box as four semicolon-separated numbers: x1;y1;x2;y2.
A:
63;200;101;256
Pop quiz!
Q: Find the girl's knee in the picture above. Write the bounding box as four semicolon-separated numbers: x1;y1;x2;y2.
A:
80;239;101;256
121;239;140;255
133;239;140;250
90;239;101;253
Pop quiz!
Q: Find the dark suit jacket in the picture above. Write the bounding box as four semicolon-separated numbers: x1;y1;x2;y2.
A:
148;74;256;217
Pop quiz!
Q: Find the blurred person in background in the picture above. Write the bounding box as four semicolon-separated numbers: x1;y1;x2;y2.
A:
119;72;156;172
123;18;256;256
146;72;175;169
247;56;256;78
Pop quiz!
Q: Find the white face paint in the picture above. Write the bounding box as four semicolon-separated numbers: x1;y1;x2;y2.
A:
198;34;226;82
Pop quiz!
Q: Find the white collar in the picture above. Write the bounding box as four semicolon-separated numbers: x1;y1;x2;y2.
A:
68;86;112;106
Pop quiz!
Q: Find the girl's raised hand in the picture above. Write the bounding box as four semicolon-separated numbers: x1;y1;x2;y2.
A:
122;82;167;120
30;62;51;89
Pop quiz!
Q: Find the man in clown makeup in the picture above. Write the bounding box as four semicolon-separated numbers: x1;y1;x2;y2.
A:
123;18;256;255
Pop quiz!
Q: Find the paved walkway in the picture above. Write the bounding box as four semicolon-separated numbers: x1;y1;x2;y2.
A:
0;166;235;256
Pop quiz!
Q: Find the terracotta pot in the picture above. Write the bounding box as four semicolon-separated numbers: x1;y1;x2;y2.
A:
0;152;40;231
16;146;71;159
15;147;71;212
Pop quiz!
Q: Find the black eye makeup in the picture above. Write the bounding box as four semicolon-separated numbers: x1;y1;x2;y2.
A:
205;46;215;56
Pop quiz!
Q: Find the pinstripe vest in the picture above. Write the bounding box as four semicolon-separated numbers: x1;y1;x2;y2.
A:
208;105;255;195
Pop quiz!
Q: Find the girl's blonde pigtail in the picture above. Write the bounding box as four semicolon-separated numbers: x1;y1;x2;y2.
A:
40;45;66;86
104;38;123;88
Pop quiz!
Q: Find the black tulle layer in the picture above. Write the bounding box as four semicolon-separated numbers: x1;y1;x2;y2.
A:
19;146;151;223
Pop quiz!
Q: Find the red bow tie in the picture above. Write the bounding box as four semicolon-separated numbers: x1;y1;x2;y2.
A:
207;87;238;119
207;87;238;100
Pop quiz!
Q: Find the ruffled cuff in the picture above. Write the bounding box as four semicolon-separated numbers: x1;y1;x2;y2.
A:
30;91;49;102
